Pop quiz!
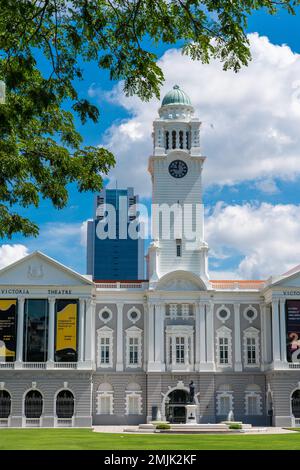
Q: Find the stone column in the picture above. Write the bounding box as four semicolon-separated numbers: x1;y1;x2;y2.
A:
16;297;25;366
205;301;215;370
171;336;176;366
234;303;242;371
272;298;281;368
47;297;56;367
143;301;148;370
154;303;165;371
260;303;268;369
116;302;124;371
199;301;207;369
84;299;94;366
279;298;287;363
194;303;200;371
184;335;189;366
147;303;155;370
78;298;85;364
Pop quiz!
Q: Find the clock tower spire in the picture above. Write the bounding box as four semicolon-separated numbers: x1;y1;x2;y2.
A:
148;85;209;289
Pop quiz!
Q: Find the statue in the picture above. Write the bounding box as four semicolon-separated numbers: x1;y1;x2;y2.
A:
189;381;195;404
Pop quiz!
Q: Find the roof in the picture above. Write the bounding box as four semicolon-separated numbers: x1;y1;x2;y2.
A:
210;279;266;290
282;264;300;277
162;85;192;106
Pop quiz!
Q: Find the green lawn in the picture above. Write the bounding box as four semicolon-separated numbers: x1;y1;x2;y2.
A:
0;429;300;450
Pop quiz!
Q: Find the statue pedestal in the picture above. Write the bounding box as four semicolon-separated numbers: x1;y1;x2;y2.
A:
185;404;197;424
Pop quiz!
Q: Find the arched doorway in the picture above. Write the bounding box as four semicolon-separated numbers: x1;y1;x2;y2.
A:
0;390;11;419
24;390;43;419
56;390;74;419
165;389;189;424
291;390;300;418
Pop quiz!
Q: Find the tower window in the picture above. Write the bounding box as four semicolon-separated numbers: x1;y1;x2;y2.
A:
186;131;190;149
165;131;169;150
172;130;176;149
176;239;182;257
179;130;184;149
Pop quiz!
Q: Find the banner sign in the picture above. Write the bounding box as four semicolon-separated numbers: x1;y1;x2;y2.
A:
0;299;17;362
55;300;78;362
286;300;300;362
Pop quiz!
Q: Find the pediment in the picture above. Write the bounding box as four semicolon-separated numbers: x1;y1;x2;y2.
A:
272;269;300;288
0;251;93;287
157;270;207;291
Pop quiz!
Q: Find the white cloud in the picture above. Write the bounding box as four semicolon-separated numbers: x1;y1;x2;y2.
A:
0;244;29;269
22;222;88;273
80;219;92;247
97;33;300;196
254;178;279;195
206;202;300;279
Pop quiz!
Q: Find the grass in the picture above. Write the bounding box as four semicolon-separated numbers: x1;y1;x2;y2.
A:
0;429;300;450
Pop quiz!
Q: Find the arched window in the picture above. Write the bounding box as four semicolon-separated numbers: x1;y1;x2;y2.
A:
179;130;184;149
186;131;190;149
172;130;176;149
291;390;300;418
56;390;74;418
165;131;169;150
0;390;11;418
24;390;43;418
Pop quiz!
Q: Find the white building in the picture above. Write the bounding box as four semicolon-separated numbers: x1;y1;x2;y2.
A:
1;86;300;427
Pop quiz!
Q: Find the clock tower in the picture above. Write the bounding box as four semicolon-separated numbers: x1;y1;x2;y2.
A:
148;85;209;288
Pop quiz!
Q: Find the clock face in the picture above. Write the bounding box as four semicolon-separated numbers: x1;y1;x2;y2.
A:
168;160;188;178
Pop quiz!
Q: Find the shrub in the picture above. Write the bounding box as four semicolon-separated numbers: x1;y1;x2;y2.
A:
156;423;171;430
228;423;242;430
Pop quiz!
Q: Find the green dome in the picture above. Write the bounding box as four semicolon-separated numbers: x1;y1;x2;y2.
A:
161;85;192;106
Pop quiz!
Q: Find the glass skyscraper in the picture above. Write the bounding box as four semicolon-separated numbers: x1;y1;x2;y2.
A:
86;188;144;281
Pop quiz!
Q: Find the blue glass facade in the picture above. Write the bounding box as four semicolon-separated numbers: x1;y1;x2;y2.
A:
86;188;144;281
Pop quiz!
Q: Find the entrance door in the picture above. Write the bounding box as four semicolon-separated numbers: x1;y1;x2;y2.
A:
166;389;189;424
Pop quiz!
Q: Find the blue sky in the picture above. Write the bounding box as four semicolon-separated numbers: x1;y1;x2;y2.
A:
3;6;300;280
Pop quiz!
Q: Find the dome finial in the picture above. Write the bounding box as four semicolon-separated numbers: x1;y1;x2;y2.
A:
173;84;180;89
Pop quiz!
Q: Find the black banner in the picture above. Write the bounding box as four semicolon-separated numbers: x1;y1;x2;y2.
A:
286;300;300;362
0;299;17;362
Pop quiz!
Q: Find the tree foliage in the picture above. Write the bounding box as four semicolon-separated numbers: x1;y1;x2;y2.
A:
0;0;299;236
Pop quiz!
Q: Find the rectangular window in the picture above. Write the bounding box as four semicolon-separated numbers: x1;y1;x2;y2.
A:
100;337;110;364
181;304;189;317
247;396;258;415
219;396;230;415
128;395;140;415
23;299;48;362
247;337;256;364
129;337;139;364
176;243;181;257
98;395;112;414
219;337;229;364
176;337;185;364
169;304;177;318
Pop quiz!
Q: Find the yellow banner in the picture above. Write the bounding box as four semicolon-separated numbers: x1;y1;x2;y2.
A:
0;300;17;311
56;303;77;354
0;299;17;360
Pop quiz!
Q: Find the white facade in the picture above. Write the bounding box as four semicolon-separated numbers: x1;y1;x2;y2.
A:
1;86;300;428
